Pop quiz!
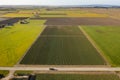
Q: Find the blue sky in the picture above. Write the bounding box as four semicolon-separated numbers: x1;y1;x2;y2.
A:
0;0;120;5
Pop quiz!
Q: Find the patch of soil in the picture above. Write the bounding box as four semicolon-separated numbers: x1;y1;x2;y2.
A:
40;17;120;26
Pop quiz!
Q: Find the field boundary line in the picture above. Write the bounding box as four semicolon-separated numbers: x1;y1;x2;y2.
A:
34;71;115;74
40;35;83;37
79;26;110;66
15;25;47;66
16;65;108;67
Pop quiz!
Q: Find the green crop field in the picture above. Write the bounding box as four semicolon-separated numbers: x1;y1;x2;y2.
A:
14;71;33;76
39;11;107;17
0;20;46;66
40;15;67;17
1;12;34;17
0;70;9;76
36;74;120;80
21;26;105;65
82;26;120;66
1;9;108;18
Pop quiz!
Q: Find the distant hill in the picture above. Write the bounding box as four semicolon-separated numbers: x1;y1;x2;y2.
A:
58;4;120;8
0;4;120;8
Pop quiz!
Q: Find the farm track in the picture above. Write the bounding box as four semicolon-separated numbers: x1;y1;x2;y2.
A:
16;64;108;67
34;71;115;74
1;66;120;72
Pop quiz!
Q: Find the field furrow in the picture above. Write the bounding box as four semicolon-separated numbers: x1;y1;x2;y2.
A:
20;26;105;65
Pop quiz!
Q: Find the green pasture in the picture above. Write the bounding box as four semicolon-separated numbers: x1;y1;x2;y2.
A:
0;20;46;66
82;26;120;66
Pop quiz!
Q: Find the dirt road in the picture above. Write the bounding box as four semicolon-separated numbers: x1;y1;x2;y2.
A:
1;67;120;72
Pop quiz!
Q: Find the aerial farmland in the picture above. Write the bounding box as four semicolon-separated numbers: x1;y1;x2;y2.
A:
21;26;105;65
0;6;120;80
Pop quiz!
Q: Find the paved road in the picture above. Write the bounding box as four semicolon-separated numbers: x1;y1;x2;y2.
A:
1;67;120;72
